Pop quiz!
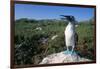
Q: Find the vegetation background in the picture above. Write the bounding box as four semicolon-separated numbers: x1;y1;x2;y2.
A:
14;18;95;65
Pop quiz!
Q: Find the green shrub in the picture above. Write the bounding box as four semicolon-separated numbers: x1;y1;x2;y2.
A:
14;19;95;65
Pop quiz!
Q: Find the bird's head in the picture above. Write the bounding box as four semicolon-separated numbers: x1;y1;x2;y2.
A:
60;15;78;25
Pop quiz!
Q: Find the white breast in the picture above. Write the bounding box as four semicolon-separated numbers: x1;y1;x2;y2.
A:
65;23;75;46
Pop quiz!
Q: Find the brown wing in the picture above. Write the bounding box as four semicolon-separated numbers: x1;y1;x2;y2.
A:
75;32;78;46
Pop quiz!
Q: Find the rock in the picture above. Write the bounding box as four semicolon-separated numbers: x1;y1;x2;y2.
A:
35;27;42;31
51;35;58;40
40;51;91;64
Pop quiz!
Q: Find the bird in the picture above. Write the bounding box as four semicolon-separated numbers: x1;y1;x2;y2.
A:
60;15;78;54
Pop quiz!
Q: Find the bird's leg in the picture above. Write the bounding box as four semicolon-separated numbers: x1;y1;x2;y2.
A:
67;46;69;52
71;46;75;54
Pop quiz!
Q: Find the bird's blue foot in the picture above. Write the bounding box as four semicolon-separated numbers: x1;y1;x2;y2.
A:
63;50;76;55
